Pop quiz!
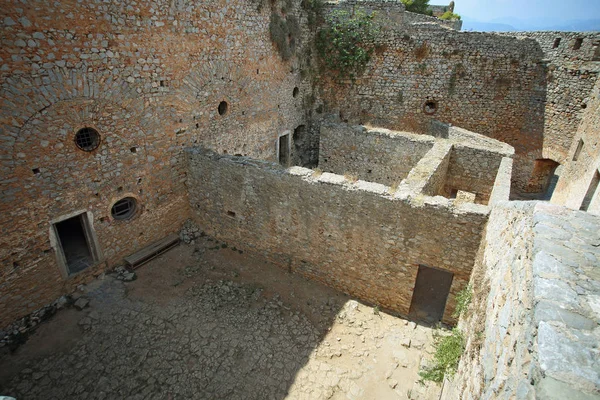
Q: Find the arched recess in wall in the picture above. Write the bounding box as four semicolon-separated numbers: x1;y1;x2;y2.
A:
1;72;158;270
527;158;561;196
175;61;282;156
3;67;150;177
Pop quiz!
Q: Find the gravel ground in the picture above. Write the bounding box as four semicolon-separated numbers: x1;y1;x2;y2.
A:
0;236;440;400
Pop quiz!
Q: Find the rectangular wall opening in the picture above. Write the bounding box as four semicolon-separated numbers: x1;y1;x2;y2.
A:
573;139;584;161
552;37;561;48
278;134;290;167
54;214;97;275
409;264;454;323
580;170;600;212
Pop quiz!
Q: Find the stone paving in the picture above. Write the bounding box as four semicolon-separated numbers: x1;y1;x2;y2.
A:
0;239;440;400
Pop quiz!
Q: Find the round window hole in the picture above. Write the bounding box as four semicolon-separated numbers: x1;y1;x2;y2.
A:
423;100;438;115
293;87;299;98
74;127;100;151
218;101;228;116
111;197;138;220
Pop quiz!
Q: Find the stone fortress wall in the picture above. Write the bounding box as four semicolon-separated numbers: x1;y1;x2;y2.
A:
441;202;600;400
315;0;600;195
0;0;308;327
186;121;513;324
499;31;600;165
551;74;600;213
0;0;599;365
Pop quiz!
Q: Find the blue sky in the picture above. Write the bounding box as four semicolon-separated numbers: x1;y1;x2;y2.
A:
453;0;600;23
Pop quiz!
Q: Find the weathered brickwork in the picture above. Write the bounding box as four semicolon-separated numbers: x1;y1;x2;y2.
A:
0;0;307;327
442;202;600;399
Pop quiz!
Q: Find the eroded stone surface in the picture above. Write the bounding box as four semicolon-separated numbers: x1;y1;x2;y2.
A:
0;241;439;400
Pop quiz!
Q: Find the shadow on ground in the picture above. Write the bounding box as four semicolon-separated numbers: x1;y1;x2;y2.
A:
0;234;439;400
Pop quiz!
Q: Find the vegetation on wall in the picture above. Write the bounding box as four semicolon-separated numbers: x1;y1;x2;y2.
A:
302;0;325;29
315;9;380;80
452;284;472;318
440;10;461;20
401;0;433;15
419;328;465;383
419;285;472;383
270;11;301;60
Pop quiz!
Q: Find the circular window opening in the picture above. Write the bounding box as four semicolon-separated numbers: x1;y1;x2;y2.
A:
111;197;138;220
218;101;228;116
74;127;100;151
423;100;438;115
293;87;299;98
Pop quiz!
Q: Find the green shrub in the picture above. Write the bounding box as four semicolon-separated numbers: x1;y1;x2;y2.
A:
440;10;461;20
452;284;472;318
419;327;465;383
315;9;380;80
401;0;433;15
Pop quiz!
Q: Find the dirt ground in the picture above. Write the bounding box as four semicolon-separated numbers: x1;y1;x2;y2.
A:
0;234;441;400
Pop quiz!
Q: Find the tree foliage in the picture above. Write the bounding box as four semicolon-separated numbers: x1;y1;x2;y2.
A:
316;9;380;80
401;0;433;15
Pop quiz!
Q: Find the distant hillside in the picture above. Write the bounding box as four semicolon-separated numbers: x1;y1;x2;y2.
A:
461;16;600;32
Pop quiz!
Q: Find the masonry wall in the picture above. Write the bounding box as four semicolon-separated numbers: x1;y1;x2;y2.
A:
442;202;600;399
0;0;307;327
186;148;490;323
315;21;546;194
318;123;434;186
503;32;600;164
315;2;600;195
551;75;600;214
443;144;505;204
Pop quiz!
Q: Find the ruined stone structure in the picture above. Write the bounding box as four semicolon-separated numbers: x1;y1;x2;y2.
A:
1;0;600;397
187;122;513;324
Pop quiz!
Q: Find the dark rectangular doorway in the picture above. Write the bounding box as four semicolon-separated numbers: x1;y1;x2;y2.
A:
409;264;454;323
54;214;95;275
278;134;290;167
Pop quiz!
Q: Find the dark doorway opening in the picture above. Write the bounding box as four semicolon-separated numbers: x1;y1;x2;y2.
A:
54;214;96;275
278;134;290;167
409;264;454;323
528;158;561;200
580;170;600;211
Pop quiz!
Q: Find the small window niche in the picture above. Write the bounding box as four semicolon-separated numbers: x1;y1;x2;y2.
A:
278;133;290;167
75;127;101;152
111;197;139;220
573;38;583;50
423;100;438;115
580;170;600;212
573;139;584;161
218;101;228;116
552;38;561;49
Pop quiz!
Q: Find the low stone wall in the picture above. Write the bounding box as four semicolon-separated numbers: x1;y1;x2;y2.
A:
403;10;462;30
186;147;490;323
319;122;434;186
442;201;600;399
444;144;506;203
